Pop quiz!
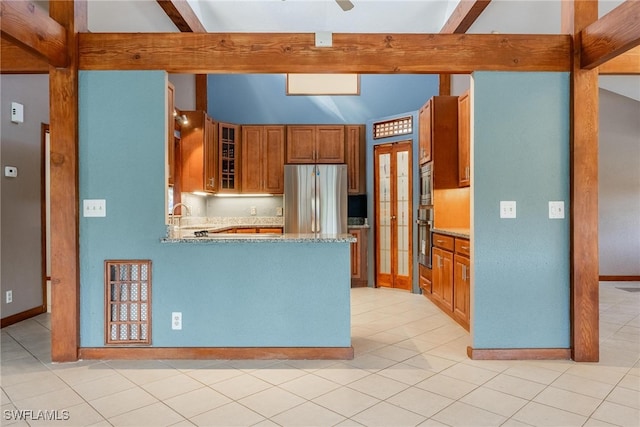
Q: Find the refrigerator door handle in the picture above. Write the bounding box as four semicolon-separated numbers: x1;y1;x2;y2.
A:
316;172;321;233
310;166;317;233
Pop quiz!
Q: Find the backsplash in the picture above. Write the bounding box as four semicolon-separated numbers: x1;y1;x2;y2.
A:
178;193;284;218
180;216;283;228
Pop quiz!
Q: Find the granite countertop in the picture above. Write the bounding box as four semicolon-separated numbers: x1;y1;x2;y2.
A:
432;227;470;239
162;233;356;244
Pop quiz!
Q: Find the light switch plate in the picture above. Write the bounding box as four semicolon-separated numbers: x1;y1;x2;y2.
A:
549;201;565;219
83;199;106;217
11;102;24;124
500;201;517;219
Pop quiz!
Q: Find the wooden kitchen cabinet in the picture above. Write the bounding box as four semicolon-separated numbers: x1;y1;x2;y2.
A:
346;125;366;194
218;122;240;193
458;90;470;187
432;246;454;311
426;233;471;331
419;264;432;294
286;125;345;164
453;253;470;330
349;228;368;287
180;111;217;193
418;101;432;165
419;96;459;188
167;82;175;186
242;125;285;194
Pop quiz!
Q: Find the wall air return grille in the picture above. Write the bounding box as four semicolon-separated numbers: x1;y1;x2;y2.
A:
105;260;152;345
373;116;413;139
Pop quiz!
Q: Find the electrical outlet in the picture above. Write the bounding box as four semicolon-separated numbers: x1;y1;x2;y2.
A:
500;201;517;219
250;206;257;216
276;207;283;217
172;312;182;330
549;201;565;219
6;290;13;304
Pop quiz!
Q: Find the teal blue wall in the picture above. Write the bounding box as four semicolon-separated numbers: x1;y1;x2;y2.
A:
78;71;351;347
472;72;570;349
208;74;438;124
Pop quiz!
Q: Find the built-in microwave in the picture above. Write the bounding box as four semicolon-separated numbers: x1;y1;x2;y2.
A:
419;162;433;206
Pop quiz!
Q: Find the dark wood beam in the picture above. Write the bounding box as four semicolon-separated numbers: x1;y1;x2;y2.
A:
195;74;208;111
78;32;571;73
49;0;86;363
441;0;492;34
0;36;48;73
580;0;640;69
0;0;67;67
156;0;206;32
598;45;640;75
562;0;599;363
438;74;451;96
438;0;491;95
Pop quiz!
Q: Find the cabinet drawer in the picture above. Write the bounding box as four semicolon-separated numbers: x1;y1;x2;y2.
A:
455;238;470;257
433;233;454;251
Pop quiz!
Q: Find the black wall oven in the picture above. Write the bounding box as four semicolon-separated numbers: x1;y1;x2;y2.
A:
417;206;433;268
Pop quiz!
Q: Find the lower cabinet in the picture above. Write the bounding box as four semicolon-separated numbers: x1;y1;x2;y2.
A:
424;233;470;331
453;254;470;330
349;228;368;287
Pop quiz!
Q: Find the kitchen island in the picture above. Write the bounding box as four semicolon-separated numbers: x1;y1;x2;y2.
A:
79;232;355;360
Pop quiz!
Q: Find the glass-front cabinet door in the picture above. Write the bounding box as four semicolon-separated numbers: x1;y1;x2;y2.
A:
374;141;412;291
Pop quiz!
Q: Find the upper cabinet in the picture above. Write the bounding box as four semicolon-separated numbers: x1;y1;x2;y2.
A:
241;125;285;194
421;96;459;189
458;90;471;187
167;82;175;186
286;125;345;164
346;125;366;194
218;122;241;193
418;101;432;165
180;111;217;193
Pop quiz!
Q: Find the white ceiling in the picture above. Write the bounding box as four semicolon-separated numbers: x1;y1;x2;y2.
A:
70;0;638;101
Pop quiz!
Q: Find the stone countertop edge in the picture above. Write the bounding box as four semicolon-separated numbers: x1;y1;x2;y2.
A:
432;227;470;239
347;224;370;229
161;233;357;244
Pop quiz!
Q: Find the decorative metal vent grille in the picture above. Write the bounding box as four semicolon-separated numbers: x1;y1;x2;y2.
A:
105;260;152;345
373;116;413;139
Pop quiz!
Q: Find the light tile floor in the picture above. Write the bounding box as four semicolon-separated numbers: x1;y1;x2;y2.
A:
1;282;639;427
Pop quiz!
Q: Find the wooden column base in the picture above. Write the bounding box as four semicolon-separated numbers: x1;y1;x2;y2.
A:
79;346;354;360
467;346;571;360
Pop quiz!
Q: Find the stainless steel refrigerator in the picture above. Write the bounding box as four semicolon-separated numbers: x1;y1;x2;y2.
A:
284;164;347;234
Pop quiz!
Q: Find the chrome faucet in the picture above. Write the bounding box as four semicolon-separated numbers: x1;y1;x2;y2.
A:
170;203;191;231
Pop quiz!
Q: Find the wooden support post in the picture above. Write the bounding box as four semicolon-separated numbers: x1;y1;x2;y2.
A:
562;0;599;362
49;0;87;362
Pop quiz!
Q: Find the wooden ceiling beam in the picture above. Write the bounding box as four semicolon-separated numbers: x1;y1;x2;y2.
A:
0;36;48;73
598;45;640;75
156;0;206;32
78;32;571;73
440;0;492;34
580;0;640;69
0;0;67;67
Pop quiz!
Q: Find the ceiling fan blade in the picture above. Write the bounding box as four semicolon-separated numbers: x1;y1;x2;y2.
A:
336;0;354;12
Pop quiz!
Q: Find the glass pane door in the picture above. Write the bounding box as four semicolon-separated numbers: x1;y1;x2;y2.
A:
374;141;412;291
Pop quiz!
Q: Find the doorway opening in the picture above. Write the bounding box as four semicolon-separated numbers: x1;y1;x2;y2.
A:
374;141;413;290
